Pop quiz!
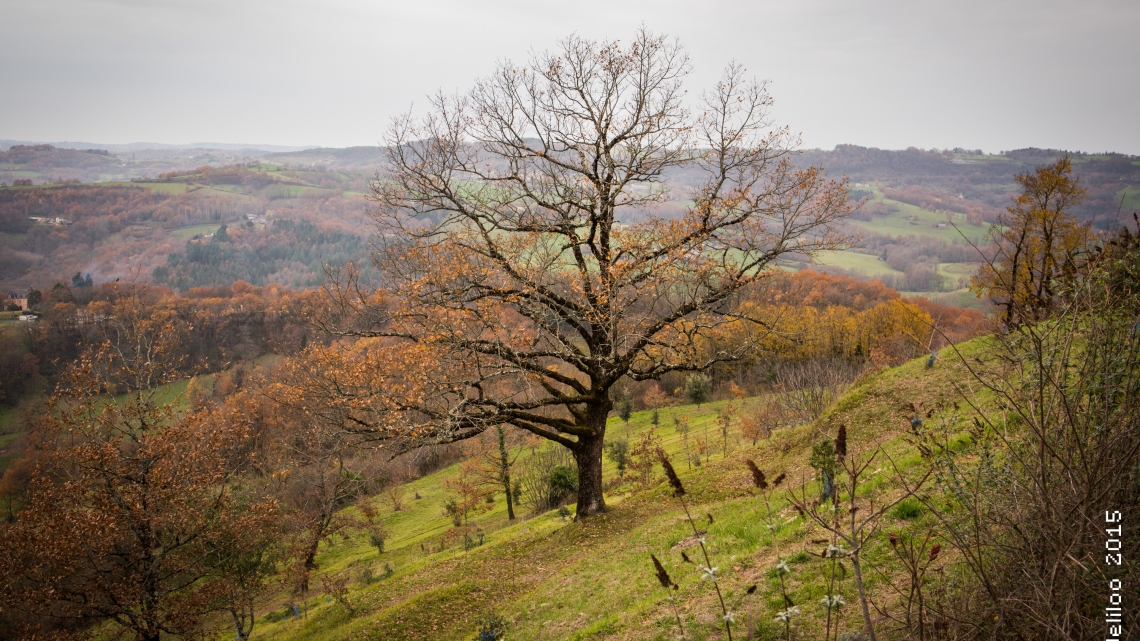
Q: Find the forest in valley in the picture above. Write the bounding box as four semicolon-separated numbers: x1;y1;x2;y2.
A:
1;31;1138;641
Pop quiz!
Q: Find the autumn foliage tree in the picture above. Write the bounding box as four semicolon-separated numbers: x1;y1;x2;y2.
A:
442;459;493;547
0;296;277;641
303;29;849;516
971;156;1093;324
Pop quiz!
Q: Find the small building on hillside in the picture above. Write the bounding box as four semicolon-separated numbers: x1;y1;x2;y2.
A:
6;288;28;310
28;216;74;226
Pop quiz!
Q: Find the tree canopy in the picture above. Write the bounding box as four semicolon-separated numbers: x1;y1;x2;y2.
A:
292;29;850;516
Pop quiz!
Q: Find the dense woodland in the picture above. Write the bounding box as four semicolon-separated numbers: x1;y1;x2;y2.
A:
152;220;374;290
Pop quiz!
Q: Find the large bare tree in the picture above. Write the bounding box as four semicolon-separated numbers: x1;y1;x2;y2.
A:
301;29;849;516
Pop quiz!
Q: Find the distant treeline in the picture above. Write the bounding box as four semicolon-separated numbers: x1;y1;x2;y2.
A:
0;144;118;173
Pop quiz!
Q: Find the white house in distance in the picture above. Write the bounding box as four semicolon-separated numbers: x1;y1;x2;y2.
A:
28;216;73;226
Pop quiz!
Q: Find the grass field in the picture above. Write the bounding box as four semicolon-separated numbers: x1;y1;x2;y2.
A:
195;186;262;201
0;406;20;435
811;250;901;277
97;181;189;194
0;232;27;247
902;288;988;311
849;200;988;245
240;339;993;641
170;224;224;240
135;182;189;194
1117;186;1140;213
811;182;995;300
806;251;981;299
0;407;25;474
936;262;978;276
935;262;979;290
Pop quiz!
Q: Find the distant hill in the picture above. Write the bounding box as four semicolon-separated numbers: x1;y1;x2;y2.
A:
0;139;312;153
0;162;377;291
263;146;389;172
1;144;1136;305
0;144;275;183
801;145;1140;228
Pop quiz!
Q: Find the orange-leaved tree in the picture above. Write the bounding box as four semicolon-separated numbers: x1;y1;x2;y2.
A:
0;295;277;641
971;155;1093;324
297;29;849;516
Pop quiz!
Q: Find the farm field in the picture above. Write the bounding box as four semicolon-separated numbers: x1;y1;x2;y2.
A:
849;198;989;245
0;232;27;247
901;288;987;311
0;406;26;474
100;181;190;194
1118;186;1140;213
170;223;225;240
811;249;901;277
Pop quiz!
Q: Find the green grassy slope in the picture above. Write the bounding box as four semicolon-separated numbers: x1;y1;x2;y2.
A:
812;250;902;277
849;201;988;245
247;339;991;641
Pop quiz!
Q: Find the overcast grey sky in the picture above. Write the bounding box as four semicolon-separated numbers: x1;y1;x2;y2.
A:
1;0;1137;153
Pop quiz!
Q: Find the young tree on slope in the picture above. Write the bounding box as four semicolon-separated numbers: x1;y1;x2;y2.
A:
971;155;1093;325
301;29;849;517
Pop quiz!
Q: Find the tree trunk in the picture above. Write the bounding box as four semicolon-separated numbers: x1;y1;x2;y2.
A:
851;552;877;641
572;435;606;517
497;425;515;521
571;405;609;517
300;535;321;592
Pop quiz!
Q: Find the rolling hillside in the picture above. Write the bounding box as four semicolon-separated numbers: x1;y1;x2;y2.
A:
242;342;988;641
4;143;1137;312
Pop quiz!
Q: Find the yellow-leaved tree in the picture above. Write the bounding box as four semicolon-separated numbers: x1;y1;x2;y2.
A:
971;156;1093;324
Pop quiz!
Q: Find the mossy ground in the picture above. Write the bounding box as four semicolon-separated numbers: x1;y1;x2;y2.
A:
239;339;992;641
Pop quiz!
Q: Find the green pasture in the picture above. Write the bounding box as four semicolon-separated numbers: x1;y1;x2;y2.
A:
0;408;26;474
169;224;224;240
194;186;261;201
1116;186;1140;213
811;250;901;277
97;181;189;194
0;407;20;436
133;182;188;194
247;339;995;641
902;288;989;311
848;198;989;245
204;184;251;195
